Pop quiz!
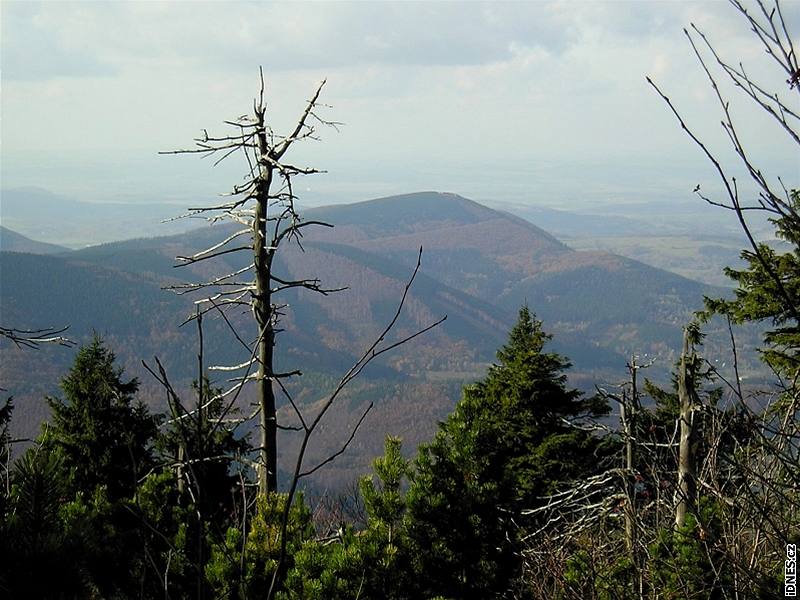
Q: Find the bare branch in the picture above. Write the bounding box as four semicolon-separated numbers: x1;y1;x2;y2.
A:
0;325;76;349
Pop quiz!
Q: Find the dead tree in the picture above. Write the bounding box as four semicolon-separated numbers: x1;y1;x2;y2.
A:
160;70;445;598
648;0;799;532
144;249;444;599
161;69;343;496
620;355;652;598
675;326;700;528
620;357;640;554
648;1;799;590
142;309;256;600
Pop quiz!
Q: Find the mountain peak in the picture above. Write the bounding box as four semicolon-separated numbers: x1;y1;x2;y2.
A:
308;190;493;225
305;191;565;247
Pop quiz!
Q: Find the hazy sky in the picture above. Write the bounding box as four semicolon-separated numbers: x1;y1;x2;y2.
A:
1;0;798;209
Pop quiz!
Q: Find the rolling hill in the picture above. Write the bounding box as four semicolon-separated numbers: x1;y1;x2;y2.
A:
0;226;68;254
0;186;197;247
1;191;741;490
304;192;718;362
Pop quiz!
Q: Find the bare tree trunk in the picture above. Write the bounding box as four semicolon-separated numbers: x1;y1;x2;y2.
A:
256;321;277;495
196;309;206;600
622;357;643;598
161;72;375;502
676;327;696;528
254;152;278;495
177;444;185;495
621;393;635;549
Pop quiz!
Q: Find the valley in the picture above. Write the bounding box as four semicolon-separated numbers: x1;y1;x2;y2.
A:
0;189;758;489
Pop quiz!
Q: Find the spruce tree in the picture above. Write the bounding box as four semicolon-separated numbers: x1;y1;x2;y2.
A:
158;376;249;520
406;306;609;598
1;445;89;598
47;336;158;500
704;190;800;376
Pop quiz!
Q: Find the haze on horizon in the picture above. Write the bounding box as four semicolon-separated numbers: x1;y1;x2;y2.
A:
1;1;797;212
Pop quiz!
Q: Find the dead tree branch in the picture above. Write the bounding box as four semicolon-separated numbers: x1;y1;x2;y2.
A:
0;325;75;349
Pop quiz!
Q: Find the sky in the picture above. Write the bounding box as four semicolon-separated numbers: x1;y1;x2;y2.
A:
1;0;798;210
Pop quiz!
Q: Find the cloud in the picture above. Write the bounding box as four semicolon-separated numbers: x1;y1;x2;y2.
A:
0;1;590;82
0;2;117;80
1;1;797;207
4;1;795;82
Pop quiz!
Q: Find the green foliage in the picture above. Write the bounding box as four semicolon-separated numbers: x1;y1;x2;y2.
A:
158;376;250;522
1;339;168;598
279;319;589;599
280;530;360;599
2;444;158;599
125;375;255;599
47;336;159;500
354;437;415;596
649;498;731;599
280;437;416;599
360;436;410;543
133;469;197;598
1;445;88;598
206;492;314;599
405;306;611;598
2;346;257;598
562;545;634;600
704;189;800;376
61;486;149;598
8;445;68;562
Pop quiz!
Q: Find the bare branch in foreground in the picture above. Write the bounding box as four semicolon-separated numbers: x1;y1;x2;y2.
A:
0;325;76;349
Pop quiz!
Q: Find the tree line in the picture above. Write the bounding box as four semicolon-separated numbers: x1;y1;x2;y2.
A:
1;244;797;598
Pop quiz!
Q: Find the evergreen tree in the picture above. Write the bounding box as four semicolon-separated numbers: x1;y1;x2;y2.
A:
144;376;251;599
279;437;415;600
47;336;159;500
704;190;800;376
406;306;610;598
4;338;163;598
1;445;88;598
206;493;315;599
1;340;163;598
158;376;250;523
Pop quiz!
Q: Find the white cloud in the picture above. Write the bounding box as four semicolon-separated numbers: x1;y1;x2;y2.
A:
1;0;797;207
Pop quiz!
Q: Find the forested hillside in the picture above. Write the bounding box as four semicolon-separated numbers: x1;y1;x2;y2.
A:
1;190;748;489
1;1;797;598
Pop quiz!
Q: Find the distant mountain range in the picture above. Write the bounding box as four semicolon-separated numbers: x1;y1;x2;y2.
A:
303;193;721;364
0;187;197;248
1;191;749;489
0;226;68;254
